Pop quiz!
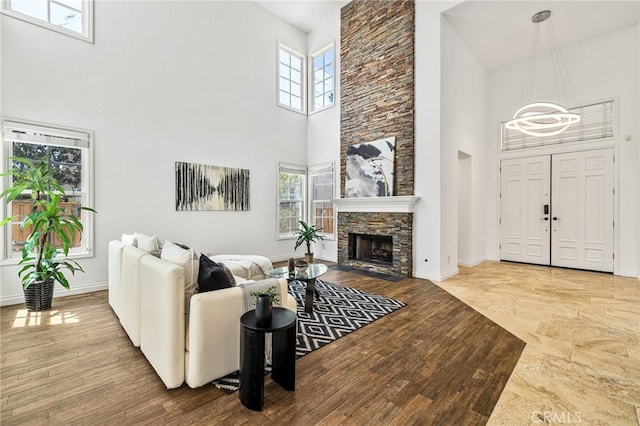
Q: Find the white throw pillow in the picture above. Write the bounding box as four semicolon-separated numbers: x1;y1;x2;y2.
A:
137;233;161;257
121;233;138;246
161;240;198;314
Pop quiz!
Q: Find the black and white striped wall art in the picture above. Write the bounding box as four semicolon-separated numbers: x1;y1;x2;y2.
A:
175;161;250;211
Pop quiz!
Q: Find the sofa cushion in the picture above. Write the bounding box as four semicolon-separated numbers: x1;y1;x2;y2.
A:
209;255;272;280
198;255;233;293
161;240;198;314
137;233;161;257
121;233;138;246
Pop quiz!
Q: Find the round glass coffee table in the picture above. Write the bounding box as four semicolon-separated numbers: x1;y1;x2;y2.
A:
265;263;328;313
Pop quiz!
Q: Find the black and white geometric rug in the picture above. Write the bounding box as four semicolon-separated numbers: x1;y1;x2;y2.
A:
212;280;406;392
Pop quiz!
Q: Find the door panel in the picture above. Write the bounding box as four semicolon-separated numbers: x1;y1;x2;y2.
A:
500;156;551;265
551;149;614;272
500;149;614;273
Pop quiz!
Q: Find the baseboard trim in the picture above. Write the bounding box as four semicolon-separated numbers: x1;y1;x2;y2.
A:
458;258;486;267
270;255;337;264
413;267;459;282
439;267;459;281
0;281;108;307
616;269;639;278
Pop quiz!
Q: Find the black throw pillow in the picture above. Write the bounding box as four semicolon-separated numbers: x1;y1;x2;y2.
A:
198;255;233;292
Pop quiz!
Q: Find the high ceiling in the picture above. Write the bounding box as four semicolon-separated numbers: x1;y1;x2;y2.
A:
444;1;639;70
255;0;350;34
254;0;639;71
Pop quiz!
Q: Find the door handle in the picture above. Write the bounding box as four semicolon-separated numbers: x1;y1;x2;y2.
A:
552;217;560;221
540;217;549;221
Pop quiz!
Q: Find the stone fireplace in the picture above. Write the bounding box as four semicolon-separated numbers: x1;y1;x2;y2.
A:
337;0;416;278
334;197;417;277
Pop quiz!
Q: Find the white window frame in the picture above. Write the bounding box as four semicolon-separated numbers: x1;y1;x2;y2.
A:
277;42;306;115
1;118;95;263
309;42;336;114
308;162;335;239
1;0;94;43
277;162;307;240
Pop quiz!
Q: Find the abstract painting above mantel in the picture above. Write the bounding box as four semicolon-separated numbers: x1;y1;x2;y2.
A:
175;161;249;211
345;137;395;197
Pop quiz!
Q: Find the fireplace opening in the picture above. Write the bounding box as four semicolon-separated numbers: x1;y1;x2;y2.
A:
349;233;393;265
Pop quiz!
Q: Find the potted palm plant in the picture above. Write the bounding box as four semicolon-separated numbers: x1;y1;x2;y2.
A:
0;155;96;311
294;220;325;263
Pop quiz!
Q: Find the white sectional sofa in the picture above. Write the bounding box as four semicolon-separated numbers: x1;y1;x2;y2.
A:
108;239;297;389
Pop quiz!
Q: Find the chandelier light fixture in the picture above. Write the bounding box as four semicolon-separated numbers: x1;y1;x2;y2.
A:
506;10;581;137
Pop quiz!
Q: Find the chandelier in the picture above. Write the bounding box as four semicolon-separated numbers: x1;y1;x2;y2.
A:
506;10;580;137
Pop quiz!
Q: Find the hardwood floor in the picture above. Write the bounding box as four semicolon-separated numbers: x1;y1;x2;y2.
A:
1;265;525;425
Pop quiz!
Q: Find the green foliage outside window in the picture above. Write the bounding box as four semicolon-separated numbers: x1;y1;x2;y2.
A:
279;171;304;235
12;142;82;191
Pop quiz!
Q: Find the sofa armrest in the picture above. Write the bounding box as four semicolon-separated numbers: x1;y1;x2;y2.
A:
185;278;294;388
108;240;125;317
185;286;245;388
140;255;186;389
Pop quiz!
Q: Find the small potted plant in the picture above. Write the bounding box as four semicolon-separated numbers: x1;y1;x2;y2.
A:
0;156;96;311
294;220;325;263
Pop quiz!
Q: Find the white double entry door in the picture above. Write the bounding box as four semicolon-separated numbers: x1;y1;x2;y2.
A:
500;148;614;272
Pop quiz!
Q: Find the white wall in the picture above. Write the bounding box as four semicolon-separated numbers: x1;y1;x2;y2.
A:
0;1;309;304
440;16;489;274
306;8;341;263
486;25;639;277
414;1;486;282
414;2;445;281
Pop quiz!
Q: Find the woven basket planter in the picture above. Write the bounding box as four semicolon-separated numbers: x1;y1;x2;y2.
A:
23;279;55;311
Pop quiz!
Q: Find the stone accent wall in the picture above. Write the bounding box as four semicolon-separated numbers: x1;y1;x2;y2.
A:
338;0;415;277
338;212;413;277
340;0;415;197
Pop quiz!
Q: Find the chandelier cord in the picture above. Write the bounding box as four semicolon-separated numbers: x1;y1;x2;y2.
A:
546;20;563;104
547;17;577;107
506;10;581;138
520;24;540;105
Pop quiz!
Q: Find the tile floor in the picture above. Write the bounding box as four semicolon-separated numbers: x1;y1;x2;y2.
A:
435;261;640;425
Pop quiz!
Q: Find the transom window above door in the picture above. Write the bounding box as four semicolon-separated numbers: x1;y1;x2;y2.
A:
500;99;615;151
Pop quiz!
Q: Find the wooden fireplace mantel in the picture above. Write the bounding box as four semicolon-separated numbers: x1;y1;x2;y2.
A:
332;196;420;213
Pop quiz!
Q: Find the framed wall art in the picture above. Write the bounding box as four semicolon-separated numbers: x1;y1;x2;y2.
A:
345;137;395;197
175;161;250;211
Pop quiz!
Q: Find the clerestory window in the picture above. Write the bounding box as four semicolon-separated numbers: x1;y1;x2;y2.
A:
310;44;335;114
277;43;306;114
500;99;616;151
1;0;94;42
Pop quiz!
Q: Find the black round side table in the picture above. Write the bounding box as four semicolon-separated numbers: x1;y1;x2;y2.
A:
239;307;297;411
